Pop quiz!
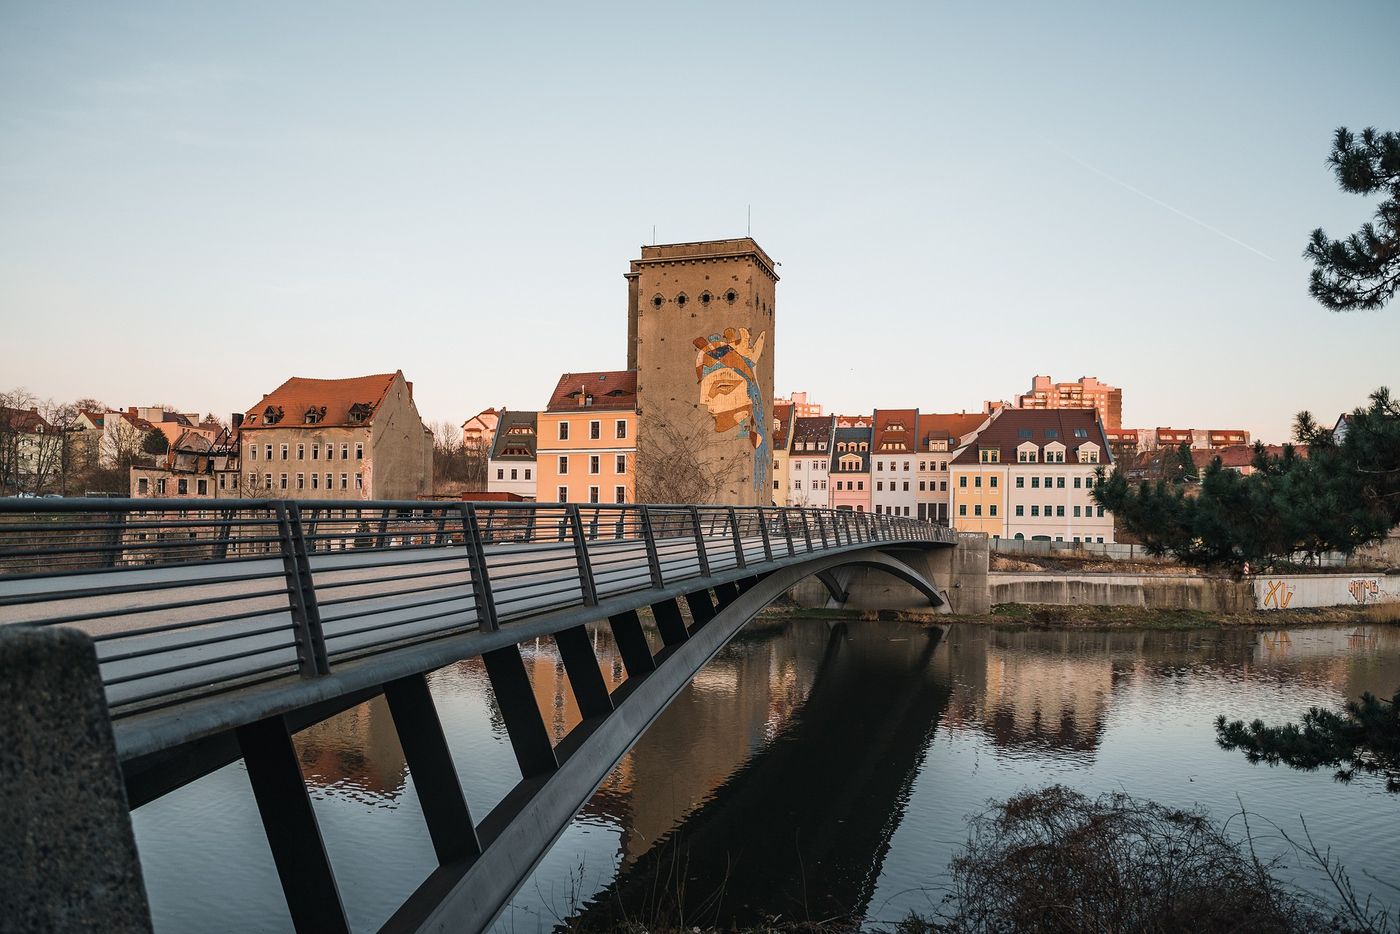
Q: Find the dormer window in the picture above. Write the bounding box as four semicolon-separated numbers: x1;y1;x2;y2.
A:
1044;441;1066;463
979;448;1000;463
348;403;374;424
1017;441;1039;463
262;405;284;425
1078;443;1101;464
303;406;327;425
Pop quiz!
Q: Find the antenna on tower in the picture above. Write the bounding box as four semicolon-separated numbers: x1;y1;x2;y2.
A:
747;204;751;235
652;224;656;245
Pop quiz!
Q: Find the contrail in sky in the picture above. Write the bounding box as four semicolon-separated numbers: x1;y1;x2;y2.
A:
1048;143;1276;262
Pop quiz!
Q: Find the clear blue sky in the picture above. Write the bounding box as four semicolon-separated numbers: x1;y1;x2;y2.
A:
2;1;1397;441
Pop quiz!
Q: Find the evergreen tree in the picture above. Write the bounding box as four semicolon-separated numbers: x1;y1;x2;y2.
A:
1305;126;1400;311
1176;441;1198;482
1217;690;1400;793
141;428;169;456
1094;388;1400;569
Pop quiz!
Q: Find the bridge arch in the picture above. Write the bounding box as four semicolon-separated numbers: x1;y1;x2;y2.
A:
402;545;949;932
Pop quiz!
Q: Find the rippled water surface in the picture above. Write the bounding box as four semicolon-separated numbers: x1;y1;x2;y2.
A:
133;619;1400;931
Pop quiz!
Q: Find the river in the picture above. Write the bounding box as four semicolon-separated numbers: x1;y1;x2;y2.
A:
132;617;1400;931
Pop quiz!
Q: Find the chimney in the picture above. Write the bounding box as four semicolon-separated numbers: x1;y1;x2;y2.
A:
231;413;244;429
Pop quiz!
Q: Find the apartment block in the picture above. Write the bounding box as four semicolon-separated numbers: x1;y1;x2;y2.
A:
536;371;637;505
1014;375;1122;430
950;409;1114;542
237;371;433;501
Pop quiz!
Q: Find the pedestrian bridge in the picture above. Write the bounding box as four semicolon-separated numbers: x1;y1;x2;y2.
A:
0;498;957;933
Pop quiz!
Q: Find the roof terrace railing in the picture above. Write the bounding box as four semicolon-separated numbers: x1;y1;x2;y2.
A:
0;499;954;720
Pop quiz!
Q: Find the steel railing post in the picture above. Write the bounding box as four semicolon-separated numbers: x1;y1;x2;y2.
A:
758;506;774;562
800;508;814;553
817;510;830;550
638;507;664;588
276;502;330;676
782;508;796;557
727;507;746;569
688;506;711;577
567;504;598;606
458;503;499;632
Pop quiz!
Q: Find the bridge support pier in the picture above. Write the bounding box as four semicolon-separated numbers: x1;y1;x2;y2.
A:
482;646;559;778
236;715;349;934
650;599;690;646
685;590;716;626
554;626;614;719
1;626;153;934
384;673;481;864
608;610;657;676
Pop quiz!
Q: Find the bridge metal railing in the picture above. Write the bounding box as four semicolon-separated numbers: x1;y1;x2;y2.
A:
0;498;954;719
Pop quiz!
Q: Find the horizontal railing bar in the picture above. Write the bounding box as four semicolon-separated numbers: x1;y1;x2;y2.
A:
25;586;290;627
99;622;294;663
103;641;302;688
109;661;302;713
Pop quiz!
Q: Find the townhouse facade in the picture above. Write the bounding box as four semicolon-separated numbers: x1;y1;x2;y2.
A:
915;412;986;524
829;425;872;512
536;371;637;505
486;409;538;501
786;415;834;508
770;401;794;505
949;409;1115;542
871;408;918;517
237;371;433;501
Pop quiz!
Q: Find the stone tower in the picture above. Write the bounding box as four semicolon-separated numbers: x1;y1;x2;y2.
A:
626;238;778;505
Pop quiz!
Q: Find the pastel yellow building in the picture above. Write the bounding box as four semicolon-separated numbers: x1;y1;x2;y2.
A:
536;371;637;504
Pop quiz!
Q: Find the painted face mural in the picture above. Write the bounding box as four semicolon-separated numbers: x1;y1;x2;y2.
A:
694;327;768;491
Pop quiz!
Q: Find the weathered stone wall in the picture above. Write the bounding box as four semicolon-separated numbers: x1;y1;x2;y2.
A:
630;240;777;505
989;572;1255;613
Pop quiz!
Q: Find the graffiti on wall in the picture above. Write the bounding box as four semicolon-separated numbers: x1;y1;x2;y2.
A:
694;327;768;491
1350;578;1380;604
1261;579;1295;610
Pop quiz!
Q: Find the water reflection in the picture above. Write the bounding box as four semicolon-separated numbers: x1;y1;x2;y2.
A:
574;621;948;928
134;619;1400;933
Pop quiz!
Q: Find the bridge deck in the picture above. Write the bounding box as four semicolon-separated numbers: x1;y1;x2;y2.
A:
0;500;954;760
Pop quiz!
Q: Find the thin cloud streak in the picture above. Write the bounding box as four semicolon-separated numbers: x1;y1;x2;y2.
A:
1048;142;1276;263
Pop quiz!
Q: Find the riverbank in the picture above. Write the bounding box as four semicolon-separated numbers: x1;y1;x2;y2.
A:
755;600;1400;630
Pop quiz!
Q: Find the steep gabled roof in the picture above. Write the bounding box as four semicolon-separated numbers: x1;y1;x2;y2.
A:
873;408;918;452
917;412;987;449
545;371;637;412
489;410;539;460
241;372;402;429
950;409;1110;465
772;402;795;451
790;415;835;450
832;426;872;471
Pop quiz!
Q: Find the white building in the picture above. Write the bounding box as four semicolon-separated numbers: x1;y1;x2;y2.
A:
486;410;538;501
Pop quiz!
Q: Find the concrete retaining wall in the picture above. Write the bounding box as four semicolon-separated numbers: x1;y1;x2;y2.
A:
1254;573;1400;610
989;572;1255;614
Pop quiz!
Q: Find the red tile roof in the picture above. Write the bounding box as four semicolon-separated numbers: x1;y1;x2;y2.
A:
1;407;53;433
241;372;401;429
772;402;794;450
873;408;918;452
951;409;1109;465
917;412;986;449
546;370;637;412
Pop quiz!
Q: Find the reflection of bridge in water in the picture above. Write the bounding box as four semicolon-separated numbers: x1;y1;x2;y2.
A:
573;620;949;929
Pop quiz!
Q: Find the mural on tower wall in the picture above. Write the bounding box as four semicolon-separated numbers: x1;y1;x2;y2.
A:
694;327;769;491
